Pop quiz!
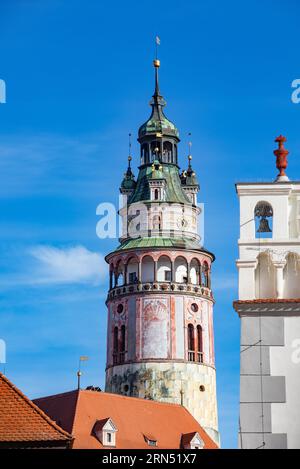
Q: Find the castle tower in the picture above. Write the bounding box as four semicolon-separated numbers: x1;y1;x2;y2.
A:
105;57;219;443
234;136;300;449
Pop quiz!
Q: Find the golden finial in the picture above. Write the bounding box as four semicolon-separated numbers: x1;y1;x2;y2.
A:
153;59;160;68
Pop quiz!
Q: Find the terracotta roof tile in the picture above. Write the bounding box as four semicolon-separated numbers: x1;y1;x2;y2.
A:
0;373;72;444
34;390;218;449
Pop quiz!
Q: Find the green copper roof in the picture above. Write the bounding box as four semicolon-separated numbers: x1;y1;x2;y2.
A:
115;237;204;252
129;163;191;204
138;62;179;140
138;111;179;139
120;157;136;191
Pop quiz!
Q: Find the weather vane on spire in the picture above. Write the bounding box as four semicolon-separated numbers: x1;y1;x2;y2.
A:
153;36;161;70
155;35;160;60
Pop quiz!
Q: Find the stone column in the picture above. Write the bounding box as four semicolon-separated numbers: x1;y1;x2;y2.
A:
154;260;158;282
171;260;175;282
186;262;190;284
124;264;128;285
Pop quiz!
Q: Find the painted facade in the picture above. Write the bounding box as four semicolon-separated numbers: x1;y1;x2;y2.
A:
105;58;219;444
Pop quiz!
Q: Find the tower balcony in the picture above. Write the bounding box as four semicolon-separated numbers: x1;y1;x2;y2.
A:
107;281;213;301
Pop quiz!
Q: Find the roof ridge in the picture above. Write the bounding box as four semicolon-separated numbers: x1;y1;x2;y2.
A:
80;390;184;407
0;373;72;441
34;389;79;401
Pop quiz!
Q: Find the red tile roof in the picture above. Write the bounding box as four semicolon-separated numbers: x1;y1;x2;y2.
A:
34;389;218;449
0;373;72;446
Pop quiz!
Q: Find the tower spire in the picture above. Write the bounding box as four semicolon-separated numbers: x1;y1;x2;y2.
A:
153;35;161;98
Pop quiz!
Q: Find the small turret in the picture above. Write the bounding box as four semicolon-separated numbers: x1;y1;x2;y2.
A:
120;134;136;198
180;139;200;205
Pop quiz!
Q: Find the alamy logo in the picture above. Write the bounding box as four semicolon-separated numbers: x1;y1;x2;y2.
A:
0;339;6;364
291;79;300;104
0;79;6;104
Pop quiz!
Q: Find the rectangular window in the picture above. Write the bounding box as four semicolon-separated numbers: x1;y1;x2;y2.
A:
129;272;137;284
107;432;112;443
148;439;157;446
164;270;171;281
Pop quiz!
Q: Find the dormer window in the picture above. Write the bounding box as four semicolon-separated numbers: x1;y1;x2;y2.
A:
93;418;118;447
181;431;204;449
144;434;157;446
149;179;166;202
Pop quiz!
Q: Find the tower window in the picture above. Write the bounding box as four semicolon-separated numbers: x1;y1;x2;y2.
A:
120;325;126;364
163;141;173;163
188;324;195;362
164;270;171;281
197;325;203;363
201;263;209;288
129;272;138;284
113;327;118;365
154;189;159;200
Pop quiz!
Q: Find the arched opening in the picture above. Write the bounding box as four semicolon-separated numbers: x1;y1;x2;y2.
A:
152;214;161;230
255;201;273;239
175;256;188;283
157;255;172;282
141;255;155;283
201;262;209;288
141;143;149;164
115;261;125;287
283;252;300;298
255;252;276;299
190;258;201;285
154;189;159;200
127;257;139;284
197;325;203;363
113;326;118;365
162;141;173;163
151;141;161;160
187;324;195;361
120;325;126;364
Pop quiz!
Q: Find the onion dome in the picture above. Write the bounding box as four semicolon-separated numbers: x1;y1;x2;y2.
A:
138;59;179;141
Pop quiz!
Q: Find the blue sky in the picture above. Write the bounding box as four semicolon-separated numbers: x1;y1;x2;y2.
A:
0;0;300;448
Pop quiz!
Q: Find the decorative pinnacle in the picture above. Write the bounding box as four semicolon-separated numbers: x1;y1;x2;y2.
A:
273;135;289;182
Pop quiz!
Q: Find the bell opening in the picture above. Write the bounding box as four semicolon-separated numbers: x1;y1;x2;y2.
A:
254;201;273;239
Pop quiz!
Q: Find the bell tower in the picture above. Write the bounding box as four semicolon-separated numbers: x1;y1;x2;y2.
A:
104;56;219;444
234;136;300;449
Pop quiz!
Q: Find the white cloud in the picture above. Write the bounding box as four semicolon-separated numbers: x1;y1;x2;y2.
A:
29;245;106;285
